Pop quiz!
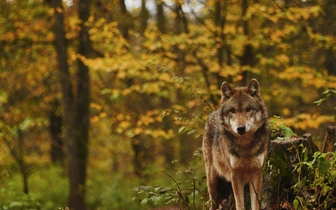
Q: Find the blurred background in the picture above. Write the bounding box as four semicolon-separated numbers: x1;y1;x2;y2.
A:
0;0;335;209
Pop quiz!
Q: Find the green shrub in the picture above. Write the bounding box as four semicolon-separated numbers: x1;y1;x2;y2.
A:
87;172;141;210
293;151;336;209
132;148;207;209
0;166;67;210
0;191;41;210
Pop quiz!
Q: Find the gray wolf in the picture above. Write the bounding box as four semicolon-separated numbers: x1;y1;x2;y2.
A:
202;79;270;210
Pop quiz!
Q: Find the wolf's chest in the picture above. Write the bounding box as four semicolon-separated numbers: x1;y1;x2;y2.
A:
213;147;265;181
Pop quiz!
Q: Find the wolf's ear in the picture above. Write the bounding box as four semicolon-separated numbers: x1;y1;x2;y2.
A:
247;78;260;96
221;82;234;103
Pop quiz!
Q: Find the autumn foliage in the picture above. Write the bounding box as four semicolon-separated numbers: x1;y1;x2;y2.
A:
0;0;335;209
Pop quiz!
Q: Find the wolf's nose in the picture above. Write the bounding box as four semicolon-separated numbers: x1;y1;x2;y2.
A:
237;125;246;135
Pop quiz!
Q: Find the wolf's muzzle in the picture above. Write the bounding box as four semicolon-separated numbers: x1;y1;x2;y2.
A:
237;125;246;135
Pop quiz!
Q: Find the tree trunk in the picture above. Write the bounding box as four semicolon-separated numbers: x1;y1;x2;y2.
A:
2;127;30;194
131;138;145;178
17;128;29;194
70;0;91;209
51;0;91;209
214;0;228;88
156;0;165;33
117;0;130;39
240;0;253;85
49;99;64;164
139;0;149;34
214;0;224;67
174;1;183;35
50;0;77;208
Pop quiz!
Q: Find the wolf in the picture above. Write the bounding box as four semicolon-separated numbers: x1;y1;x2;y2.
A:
203;78;270;210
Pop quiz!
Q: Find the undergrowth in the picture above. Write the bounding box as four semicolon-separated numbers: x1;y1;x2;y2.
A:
293;151;336;209
132;148;208;209
0;166;140;210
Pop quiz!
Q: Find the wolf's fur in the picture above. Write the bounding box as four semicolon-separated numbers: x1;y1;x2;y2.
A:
203;79;270;210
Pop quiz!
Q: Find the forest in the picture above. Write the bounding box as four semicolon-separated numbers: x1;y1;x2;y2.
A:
0;0;335;209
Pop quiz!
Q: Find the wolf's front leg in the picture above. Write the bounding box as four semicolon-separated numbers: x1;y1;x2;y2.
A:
206;168;219;210
249;171;262;210
231;174;245;210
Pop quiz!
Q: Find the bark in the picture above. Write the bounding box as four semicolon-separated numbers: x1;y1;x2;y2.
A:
17;129;29;194
322;125;336;152
156;0;165;33
173;1;188;75
319;0;336;75
125;79;156;178
117;0;130;39
154;1;174;166
214;0;228;88
139;0;149;34
3;127;30;194
174;1;184;35
262;134;319;209
172;1;190;164
51;0;91;209
49;99;64;164
214;0;224;67
50;0;77;208
131;139;145;177
240;0;253;85
69;0;92;209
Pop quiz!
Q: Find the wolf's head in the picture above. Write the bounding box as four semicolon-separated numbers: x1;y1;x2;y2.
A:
219;79;268;136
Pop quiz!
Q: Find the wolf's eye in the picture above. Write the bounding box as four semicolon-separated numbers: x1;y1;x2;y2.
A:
246;107;253;112
229;108;235;113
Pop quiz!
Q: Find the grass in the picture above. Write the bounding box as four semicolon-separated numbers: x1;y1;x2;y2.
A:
0;165;171;210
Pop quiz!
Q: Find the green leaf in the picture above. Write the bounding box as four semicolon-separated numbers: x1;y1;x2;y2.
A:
141;198;148;205
293;198;299;209
20;118;33;131
0;91;8;105
318;159;330;175
283;127;294;139
178;126;185;133
313;98;326;106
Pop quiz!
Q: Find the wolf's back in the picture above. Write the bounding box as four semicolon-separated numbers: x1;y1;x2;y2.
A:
203;110;221;145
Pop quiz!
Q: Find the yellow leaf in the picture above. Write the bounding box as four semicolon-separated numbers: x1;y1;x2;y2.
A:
118;121;131;129
91;103;102;110
134;127;142;135
99;112;107;118
55;7;63;13
91;116;100;123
